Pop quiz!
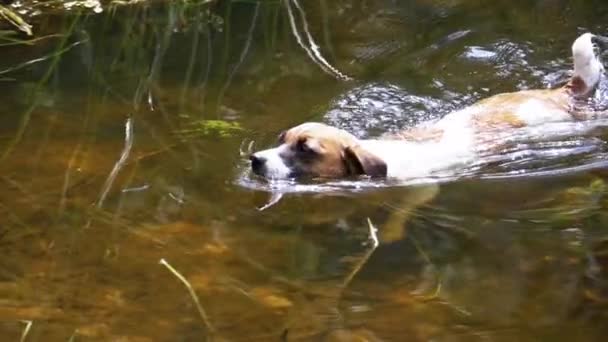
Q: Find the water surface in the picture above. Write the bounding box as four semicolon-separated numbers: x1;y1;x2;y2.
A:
2;0;608;340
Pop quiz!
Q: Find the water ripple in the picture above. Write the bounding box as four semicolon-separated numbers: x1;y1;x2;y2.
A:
323;83;451;138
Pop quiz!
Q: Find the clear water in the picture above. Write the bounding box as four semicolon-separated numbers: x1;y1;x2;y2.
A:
2;0;608;340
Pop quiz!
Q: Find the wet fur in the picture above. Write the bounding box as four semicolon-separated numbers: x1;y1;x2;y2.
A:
250;33;606;181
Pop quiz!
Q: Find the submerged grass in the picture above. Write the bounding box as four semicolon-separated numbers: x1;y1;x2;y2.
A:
159;259;216;336
0;4;32;36
0;15;82;162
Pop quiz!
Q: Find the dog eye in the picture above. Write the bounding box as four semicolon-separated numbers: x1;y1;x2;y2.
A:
296;138;313;153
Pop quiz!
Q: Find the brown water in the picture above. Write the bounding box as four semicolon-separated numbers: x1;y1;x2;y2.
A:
3;0;608;340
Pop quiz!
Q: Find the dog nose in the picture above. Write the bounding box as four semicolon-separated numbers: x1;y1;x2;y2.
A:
249;154;266;173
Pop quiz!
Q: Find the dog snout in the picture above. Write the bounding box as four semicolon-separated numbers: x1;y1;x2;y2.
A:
249;154;266;174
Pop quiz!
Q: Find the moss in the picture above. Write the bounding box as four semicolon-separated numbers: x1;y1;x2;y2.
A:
177;118;244;138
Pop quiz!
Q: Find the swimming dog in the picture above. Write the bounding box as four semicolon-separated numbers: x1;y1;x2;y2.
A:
250;33;607;181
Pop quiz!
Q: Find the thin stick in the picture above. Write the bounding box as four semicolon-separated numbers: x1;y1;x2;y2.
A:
258;192;283;211
159;259;215;334
340;218;379;289
20;320;32;342
97;117;134;209
367;217;380;248
67;329;78;342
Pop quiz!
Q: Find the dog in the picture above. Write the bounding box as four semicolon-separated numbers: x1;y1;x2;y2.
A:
248;33;607;243
250;33;607;181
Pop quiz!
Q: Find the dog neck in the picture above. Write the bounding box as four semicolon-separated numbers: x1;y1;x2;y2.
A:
358;136;474;179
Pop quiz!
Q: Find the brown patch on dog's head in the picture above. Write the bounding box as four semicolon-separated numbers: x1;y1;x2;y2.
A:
250;123;387;179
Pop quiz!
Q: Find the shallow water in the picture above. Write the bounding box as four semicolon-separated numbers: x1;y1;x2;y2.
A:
3;0;608;341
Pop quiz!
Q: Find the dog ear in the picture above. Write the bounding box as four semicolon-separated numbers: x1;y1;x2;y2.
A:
343;145;387;177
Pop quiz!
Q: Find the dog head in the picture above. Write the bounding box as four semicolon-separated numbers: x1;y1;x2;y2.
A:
249;123;387;179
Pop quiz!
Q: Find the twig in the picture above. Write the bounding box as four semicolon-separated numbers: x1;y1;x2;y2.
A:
218;1;260;101
418;282;442;301
258;192;283;211
413;280;472;316
367;217;380;248
67;329;78;342
340;218;379;289
284;0;351;81
233;251;312;294
59;126;86;216
96;117;134;209
159;259;215;334
132;145;178;162
20;320;32;342
238;139;255;157
0;33;64;47
0;4;32;36
0;39;87;76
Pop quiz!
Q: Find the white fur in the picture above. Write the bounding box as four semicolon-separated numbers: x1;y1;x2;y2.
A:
514;98;572;124
572;33;604;90
361;110;476;179
253;33;604;181
253;145;292;179
360;139;473;179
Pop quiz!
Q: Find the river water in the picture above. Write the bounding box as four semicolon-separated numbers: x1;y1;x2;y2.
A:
1;0;608;340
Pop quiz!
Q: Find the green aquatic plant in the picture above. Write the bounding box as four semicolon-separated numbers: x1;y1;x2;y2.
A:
177;119;244;138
